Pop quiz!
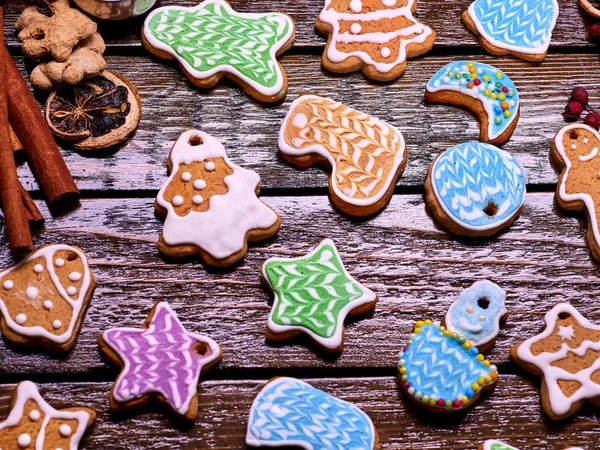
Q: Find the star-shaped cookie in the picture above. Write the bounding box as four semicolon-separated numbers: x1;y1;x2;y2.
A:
98;302;221;420
510;302;600;420
142;0;295;102
262;239;377;352
0;381;95;450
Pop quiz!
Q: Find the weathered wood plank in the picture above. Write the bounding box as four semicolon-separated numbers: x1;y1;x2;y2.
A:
1;193;599;376
4;0;595;50
0;377;596;449
12;53;600;194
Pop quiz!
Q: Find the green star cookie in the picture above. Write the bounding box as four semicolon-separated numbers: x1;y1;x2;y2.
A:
262;239;377;352
143;0;295;102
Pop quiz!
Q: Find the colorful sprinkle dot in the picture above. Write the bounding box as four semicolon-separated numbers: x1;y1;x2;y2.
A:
495;82;503;88
498;93;506;100
437;399;445;407
496;72;503;78
508;89;514;96
461;396;469;404
476;354;485;361
470;72;477;79
482;75;490;82
472;383;480;391
502;87;509;93
501;102;509;110
484;89;491;96
455;74;461;79
474;79;481;86
453;399;463;408
504;110;512;118
464;342;472;350
490;93;497;100
495;117;502;125
467;82;474;89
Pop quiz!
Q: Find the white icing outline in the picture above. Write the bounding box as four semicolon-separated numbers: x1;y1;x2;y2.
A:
554;124;600;249
0;381;92;450
431;143;526;231
0;245;92;344
245;377;376;448
467;0;559;55
262;239;377;350
579;147;598;162
278;94;406;207
143;0;294;97
318;0;433;74
516;302;600;417
156;130;279;260
102;302;221;416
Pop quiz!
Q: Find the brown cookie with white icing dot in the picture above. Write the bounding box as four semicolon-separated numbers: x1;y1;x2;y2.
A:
0;245;95;352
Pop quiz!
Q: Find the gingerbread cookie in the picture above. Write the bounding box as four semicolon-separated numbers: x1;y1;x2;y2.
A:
142;0;295;103
316;0;436;81
398;320;499;411
463;0;559;62
511;302;600;420
246;377;379;449
262;239;377;352
426;61;520;145
551;124;600;261
98;302;221;420
0;244;95;352
425;142;526;237
0;381;95;450
444;280;507;353
279;94;407;217
155;130;281;266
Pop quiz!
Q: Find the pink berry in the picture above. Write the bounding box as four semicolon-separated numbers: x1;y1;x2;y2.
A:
565;101;584;119
584;111;600;130
570;87;589;107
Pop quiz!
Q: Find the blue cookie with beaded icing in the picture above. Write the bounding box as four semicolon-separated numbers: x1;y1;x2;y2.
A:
425;141;526;237
426;61;519;145
398;321;499;411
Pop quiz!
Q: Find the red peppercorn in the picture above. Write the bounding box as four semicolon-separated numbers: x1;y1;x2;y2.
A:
565;101;584;119
437;398;445;406
584;111;600;130
502;87;508;93
591;23;600;42
474;79;481;86
570;87;589;107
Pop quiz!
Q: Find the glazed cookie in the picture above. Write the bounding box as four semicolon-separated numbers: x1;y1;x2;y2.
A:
98;302;221;420
444;280;508;353
316;0;436;81
262;239;377;352
279;94;408;217
510;302;600;420
398;320;499;411
425;61;520;145
246;377;379;449
155;130;281;266
0;381;95;450
0;245;95;352
143;0;295;103
425;142;526;237
463;0;559;62
551;124;600;261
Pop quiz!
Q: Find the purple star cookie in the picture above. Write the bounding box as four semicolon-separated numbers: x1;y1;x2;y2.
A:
99;302;221;420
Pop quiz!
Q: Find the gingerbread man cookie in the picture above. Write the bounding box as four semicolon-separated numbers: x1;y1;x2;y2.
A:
98;302;221;420
246;377;379;449
143;0;295;103
511;302;600;420
0;245;95;352
155;130;281;266
551;124;600;261
279;94;408;217
463;0;559;62
316;0;436;81
0;381;95;450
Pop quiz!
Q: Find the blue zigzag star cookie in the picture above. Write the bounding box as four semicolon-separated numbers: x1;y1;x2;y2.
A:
246;377;378;449
426;61;520;145
398;320;499;411
425;142;526;237
463;0;559;62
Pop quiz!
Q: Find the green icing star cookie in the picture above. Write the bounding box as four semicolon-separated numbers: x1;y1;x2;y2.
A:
262;239;377;352
143;0;295;102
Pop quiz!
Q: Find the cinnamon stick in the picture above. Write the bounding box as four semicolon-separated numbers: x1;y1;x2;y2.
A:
0;7;33;254
19;183;44;227
1;46;80;211
9;124;23;153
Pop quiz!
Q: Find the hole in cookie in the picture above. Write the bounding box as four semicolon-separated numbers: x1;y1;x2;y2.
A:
32;30;45;40
569;130;580;140
483;201;498;217
188;135;203;146
66;252;78;262
558;312;571;320
194;342;209;356
477;297;490;309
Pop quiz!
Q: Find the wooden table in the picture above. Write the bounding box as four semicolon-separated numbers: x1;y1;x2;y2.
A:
2;0;600;448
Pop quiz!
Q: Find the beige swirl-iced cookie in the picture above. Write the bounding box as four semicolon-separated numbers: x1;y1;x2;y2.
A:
0;245;95;352
316;0;436;81
279;94;407;217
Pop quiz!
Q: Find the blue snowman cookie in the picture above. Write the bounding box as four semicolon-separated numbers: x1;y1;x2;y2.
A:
444;280;507;352
426;61;519;145
425;141;526;237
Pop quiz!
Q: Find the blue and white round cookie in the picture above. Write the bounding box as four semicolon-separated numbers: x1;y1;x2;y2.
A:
425;142;526;237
